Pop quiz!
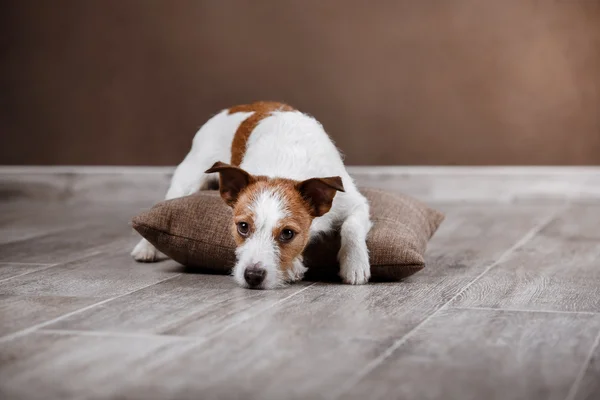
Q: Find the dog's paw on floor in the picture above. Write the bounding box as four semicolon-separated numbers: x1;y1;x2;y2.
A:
131;239;161;262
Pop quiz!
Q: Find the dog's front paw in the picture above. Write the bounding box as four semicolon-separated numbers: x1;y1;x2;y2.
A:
338;247;370;285
131;239;159;262
340;263;370;285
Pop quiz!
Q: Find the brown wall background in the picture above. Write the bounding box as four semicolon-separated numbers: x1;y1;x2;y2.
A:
2;0;600;166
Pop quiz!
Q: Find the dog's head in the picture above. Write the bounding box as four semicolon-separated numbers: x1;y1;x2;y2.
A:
205;161;344;289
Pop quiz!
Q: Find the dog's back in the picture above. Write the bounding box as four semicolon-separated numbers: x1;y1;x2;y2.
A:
236;111;348;183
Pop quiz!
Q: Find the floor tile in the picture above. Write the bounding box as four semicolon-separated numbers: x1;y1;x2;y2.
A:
0;332;198;400
451;206;600;312
0;222;133;264
572;334;600;400
0;263;54;282
0;202;147;245
0;295;98;337
340;308;600;400
46;274;311;337
0;245;181;298
0;331;382;400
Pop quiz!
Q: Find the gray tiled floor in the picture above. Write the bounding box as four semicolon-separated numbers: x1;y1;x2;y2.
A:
0;168;599;400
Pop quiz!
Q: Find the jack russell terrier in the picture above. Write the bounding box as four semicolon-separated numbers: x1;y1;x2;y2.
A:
132;101;372;289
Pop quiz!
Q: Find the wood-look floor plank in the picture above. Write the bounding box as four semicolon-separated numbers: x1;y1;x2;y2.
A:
0;242;184;338
0;263;54;282
0;202;64;244
0;202;144;245
4;309;598;400
0;243;180;298
0;329;386;400
0;332;200;400
572;333;600;400
0;210;141;263
45;274;313;337
0;295;99;337
542;204;600;241
143;320;387;400
340;308;600;400
451;205;600;312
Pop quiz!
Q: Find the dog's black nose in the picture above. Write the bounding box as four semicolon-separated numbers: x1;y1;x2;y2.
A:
244;265;266;287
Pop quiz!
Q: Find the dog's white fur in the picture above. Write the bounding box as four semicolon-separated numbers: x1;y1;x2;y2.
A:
132;108;372;287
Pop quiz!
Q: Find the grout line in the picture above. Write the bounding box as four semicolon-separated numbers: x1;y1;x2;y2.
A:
0;264;58;284
0;274;183;344
330;206;565;400
37;328;207;343
451;306;599;316
565;327;600;400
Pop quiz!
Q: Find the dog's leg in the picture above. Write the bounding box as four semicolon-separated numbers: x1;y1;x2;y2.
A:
338;202;372;285
130;238;162;263
131;151;213;262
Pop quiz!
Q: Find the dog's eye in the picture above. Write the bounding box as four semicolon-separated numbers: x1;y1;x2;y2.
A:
279;229;295;242
237;222;250;237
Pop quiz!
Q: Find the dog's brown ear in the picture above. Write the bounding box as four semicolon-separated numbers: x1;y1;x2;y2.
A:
205;162;254;207
296;176;345;217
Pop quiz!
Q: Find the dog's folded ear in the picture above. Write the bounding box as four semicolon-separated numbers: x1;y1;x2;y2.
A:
296;176;345;217
205;162;254;207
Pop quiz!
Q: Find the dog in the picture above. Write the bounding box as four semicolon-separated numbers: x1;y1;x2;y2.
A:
132;101;372;289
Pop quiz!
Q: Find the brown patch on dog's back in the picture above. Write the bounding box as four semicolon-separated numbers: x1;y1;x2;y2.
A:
228;101;293;115
228;101;294;167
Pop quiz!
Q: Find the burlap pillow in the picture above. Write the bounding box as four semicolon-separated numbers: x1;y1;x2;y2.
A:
131;188;444;281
